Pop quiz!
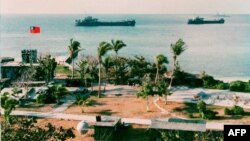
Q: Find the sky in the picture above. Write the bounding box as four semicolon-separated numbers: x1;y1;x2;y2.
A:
1;0;250;14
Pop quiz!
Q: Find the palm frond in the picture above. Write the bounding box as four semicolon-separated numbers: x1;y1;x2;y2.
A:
170;38;186;56
156;54;169;65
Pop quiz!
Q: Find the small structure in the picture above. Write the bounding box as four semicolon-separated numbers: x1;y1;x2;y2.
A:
150;118;206;132
1;57;15;63
77;120;89;134
94;116;121;141
21;49;38;63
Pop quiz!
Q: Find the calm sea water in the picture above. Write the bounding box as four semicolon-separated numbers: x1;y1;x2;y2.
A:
1;14;250;79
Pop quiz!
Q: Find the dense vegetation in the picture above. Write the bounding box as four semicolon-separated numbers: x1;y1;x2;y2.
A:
149;129;223;141
1;117;75;141
36;84;68;104
197;101;218;120
224;105;245;115
201;73;228;90
229;80;250;92
1;95;75;141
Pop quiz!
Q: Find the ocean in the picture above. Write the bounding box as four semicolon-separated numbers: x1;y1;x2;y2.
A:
1;14;250;80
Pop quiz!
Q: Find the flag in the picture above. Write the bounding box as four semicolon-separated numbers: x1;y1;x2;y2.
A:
30;26;40;33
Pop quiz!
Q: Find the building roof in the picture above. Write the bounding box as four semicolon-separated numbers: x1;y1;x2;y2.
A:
0;57;15;63
94;117;121;127
150;118;206;132
1;61;39;67
13;81;46;85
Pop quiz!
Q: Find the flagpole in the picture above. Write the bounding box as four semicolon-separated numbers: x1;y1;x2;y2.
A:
0;57;2;80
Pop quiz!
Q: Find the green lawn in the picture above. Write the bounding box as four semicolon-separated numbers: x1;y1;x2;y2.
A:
55;65;71;76
55;65;80;78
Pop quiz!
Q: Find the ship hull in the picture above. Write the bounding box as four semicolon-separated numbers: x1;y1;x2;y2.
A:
188;20;225;24
76;21;136;26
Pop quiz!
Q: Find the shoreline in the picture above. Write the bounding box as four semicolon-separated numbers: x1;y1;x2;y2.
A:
216;77;250;83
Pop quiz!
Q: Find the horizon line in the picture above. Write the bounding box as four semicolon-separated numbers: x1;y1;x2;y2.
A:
1;13;250;15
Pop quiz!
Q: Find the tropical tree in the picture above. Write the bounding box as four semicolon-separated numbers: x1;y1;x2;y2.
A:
137;81;153;112
66;38;83;79
77;59;90;87
49;85;68;104
16;64;36;98
1;97;18;125
109;56;129;85
75;95;93;113
97;42;112;97
111;39;126;55
156;79;171;104
169;39;186;88
86;56;99;90
34;55;57;83
154;54;169;84
102;56;114;82
128;55;151;85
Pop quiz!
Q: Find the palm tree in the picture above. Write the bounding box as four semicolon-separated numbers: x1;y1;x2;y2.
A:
168;39;186;89
77;60;90;87
97;42;112;98
75;95;91;113
66;38;83;79
102;56;114;81
111;39;126;55
85;56;99;91
154;54;168;84
50;85;68;104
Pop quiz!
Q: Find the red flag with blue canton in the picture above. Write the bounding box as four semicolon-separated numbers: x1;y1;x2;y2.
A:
30;26;40;33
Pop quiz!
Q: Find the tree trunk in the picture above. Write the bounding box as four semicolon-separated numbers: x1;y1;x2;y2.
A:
103;82;106;93
91;81;93;91
72;59;74;79
155;65;159;84
57;97;60;104
85;78;87;87
98;58;101;98
164;95;168;105
168;57;176;89
146;96;149;112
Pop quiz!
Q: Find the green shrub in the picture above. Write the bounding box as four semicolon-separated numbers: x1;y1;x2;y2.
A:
232;105;245;115
202;75;216;88
229;81;246;92
224;105;245;115
202;74;227;90
224;108;232;115
203;110;218;120
214;81;226;90
36;94;47;104
197;101;206;113
245;84;250;92
197;101;217;119
188;113;194;118
1;95;9;107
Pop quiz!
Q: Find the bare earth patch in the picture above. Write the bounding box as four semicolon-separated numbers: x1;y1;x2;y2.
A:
65;94;250;124
65;95;172;119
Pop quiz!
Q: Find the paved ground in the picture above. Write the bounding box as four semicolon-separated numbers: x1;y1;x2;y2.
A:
168;86;250;109
0;108;227;130
52;95;76;113
103;85;138;95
